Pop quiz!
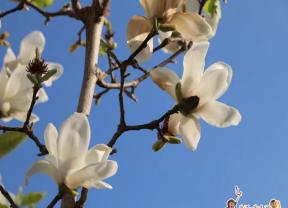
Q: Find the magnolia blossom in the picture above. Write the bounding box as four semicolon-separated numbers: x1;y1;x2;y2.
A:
3;31;63;103
150;41;241;150
126;0;212;62
25;113;118;190
185;0;221;37
0;68;39;122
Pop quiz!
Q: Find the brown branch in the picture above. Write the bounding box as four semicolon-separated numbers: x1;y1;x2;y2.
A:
198;0;208;15
97;46;185;90
0;185;18;208
126;30;157;64
107;105;180;148
47;192;62;208
0;1;76;23
0;1;25;18
153;38;170;53
75;188;88;208
71;0;81;12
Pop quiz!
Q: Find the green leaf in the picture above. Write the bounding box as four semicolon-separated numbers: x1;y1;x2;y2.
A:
0;132;27;158
165;136;182;144
40;69;57;83
99;39;109;57
20;192;45;207
27;74;39;86
175;82;183;103
152;140;166;152
204;0;219;16
29;0;54;8
69;43;79;53
159;24;176;32
0;204;9;208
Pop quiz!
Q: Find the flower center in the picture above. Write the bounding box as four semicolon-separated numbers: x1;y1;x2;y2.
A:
175;83;199;115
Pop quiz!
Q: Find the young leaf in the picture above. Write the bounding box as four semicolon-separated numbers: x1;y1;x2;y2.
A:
0;132;27;158
40;69;57;83
204;0;219;16
30;0;54;8
20;192;45;207
0;204;9;208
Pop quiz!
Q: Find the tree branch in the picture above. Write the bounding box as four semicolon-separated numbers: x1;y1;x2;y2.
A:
47;192;63;208
0;185;18;208
0;1;76;23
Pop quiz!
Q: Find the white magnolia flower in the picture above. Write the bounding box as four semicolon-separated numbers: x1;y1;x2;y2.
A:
0;68;39;122
126;0;212;63
3;31;63;103
150;41;241;150
185;0;221;38
25;113;118;190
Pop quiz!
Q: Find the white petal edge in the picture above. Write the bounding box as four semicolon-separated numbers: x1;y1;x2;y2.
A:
44;123;59;157
57;113;90;162
18;31;45;64
197;101;241;128
194;62;233;106
150;67;180;100
179;115;201;151
24;160;59;186
181;41;210;97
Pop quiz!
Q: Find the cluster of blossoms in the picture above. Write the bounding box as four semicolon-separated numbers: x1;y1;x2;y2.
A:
127;0;241;150
0;0;241;205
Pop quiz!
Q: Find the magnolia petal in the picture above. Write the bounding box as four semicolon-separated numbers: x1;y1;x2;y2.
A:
181;41;209;97
185;0;200;13
197;101;241;128
150;67;180;100
4;66;32;100
24;160;59;185
0;70;8;99
168;12;212;41
11;112;39;123
3;48;18;72
45;123;59;157
85;144;112;165
37;89;49;103
82;180;113;190
0;191;10;206
168;112;181;136
44;62;64;87
66;161;118;189
58;113;90;161
140;0;165;18
18;31;45;64
179;115;201;150
126;16;153;63
194;62;232;106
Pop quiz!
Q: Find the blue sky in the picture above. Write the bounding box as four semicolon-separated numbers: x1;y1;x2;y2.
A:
1;0;288;207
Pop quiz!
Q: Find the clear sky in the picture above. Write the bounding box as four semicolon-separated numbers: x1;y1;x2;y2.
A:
1;0;288;207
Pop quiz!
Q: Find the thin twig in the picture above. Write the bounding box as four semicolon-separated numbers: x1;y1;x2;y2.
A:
0;1;25;18
107;105;180;148
47;192;62;208
75;188;88;208
198;0;208;15
0;185;18;208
